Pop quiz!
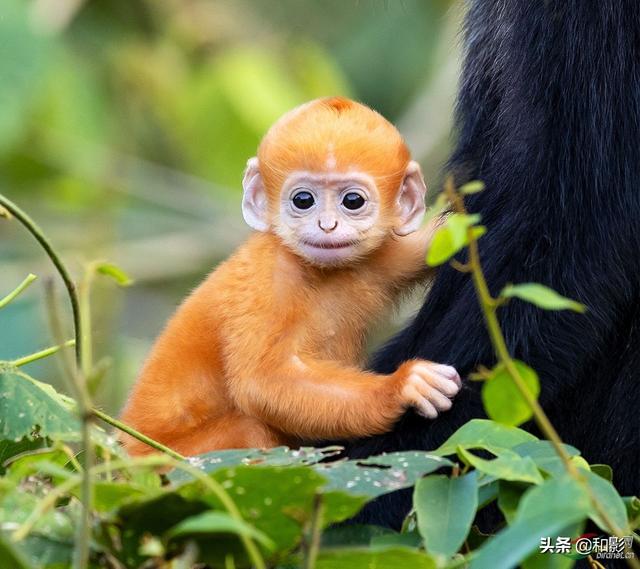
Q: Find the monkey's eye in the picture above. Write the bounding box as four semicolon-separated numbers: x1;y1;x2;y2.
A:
292;191;315;210
342;192;366;211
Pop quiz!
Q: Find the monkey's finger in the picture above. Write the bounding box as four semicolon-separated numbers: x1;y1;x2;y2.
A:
410;366;460;397
410;363;461;393
407;375;453;411
426;389;453;411
425;373;461;398
414;398;438;419
429;364;462;388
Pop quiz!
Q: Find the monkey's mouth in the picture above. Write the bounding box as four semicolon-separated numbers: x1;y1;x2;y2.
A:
301;239;359;250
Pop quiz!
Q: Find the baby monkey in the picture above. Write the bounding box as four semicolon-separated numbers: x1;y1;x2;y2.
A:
120;97;460;457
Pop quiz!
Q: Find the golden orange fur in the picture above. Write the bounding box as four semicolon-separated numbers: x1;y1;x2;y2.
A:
119;97;458;457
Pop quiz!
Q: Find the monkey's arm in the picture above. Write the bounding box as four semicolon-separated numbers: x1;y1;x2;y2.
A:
376;215;443;284
227;355;460;440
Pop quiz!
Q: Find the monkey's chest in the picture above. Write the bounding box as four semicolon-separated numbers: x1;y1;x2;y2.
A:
306;310;371;364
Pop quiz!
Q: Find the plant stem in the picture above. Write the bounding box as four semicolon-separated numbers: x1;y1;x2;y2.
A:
0;273;37;310
0;195;82;365
304;494;324;569
92;408;185;460
11;340;76;368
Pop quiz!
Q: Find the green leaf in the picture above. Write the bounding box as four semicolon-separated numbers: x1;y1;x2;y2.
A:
512;441;580;477
0;437;46;474
460;180;486;195
584;470;629;533
95;262;134;286
0;532;33;569
482;361;541;426
166;511;274;548
470;476;591;569
497;481;526;523
459;448;544;485
318;452;453;498
91;482;156;513
371;531;423;549
478;480;499;508
500;283;586;313
315;547;436;569
321;525;393;548
0;370;79;442
434;419;538;457
168;446;343;481
590;464;613;482
426;213;483;266
414;472;478;557
5;445;76;483
624;496;640;530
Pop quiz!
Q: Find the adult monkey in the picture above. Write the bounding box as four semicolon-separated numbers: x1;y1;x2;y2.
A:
343;0;640;528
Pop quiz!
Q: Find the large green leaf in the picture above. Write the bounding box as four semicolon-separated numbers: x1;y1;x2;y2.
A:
0;369;79;442
482;361;540;426
315;546;437;569
169;446;342;481
500;283;586;313
174;448;453;499
434;419;538;457
470;476;590;569
317;452;453;498
459;448;544;485
414;472;478;558
177;466;364;557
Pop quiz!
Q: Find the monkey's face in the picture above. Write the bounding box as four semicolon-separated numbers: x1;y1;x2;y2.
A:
242;156;428;268
273;171;388;267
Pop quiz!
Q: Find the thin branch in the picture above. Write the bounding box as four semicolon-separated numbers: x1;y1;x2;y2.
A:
0;194;82;366
11;340;75;368
0;274;37;310
92;408;185;461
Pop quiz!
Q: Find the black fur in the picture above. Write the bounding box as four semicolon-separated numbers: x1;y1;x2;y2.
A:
344;0;640;530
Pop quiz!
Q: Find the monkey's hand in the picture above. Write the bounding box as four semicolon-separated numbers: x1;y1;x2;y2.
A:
393;360;461;419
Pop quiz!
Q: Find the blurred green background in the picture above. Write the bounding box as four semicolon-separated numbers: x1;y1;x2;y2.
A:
0;0;462;415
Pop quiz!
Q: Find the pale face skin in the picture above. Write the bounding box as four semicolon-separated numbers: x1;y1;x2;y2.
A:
276;171;384;265
242;157;427;268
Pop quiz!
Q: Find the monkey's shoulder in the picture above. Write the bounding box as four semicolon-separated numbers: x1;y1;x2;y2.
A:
194;232;308;312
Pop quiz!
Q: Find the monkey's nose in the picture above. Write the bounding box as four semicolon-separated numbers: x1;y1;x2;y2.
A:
318;219;338;233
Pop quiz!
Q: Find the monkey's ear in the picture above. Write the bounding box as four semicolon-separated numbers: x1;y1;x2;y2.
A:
394;160;427;236
242;157;269;232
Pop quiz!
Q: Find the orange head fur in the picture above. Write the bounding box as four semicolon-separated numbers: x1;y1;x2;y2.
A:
241;97;426;266
257;97;411;211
